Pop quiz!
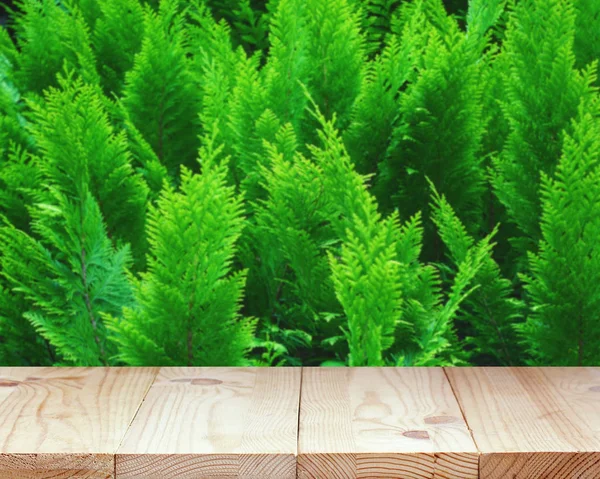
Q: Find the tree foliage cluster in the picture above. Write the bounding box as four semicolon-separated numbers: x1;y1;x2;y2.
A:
1;0;599;367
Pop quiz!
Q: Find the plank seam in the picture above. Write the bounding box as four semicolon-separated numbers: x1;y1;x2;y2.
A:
113;368;160;478
443;367;482;475
296;367;304;479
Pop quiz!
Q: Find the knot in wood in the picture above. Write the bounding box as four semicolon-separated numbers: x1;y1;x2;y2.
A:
0;380;19;387
424;415;459;424
403;430;430;440
191;378;223;386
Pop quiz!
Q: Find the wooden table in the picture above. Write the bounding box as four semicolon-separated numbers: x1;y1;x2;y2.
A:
0;367;598;478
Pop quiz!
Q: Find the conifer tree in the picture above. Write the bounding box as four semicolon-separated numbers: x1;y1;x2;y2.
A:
0;147;38;231
11;0;99;94
262;0;311;135
0;25;19;67
92;0;146;95
491;0;596;243
187;1;243;133
400;231;494;366
217;0;313;195
431;187;523;365
0;190;132;366
204;0;272;55
0;45;38;230
303;0;365;132
241;123;338;364
1;0;600;368
229;0;272;55
464;0;505;49
355;0;401;58
519;101;600;366
224;54;269;194
329;208;405;366
109;163;255;366
123;0;201;174
185;1;265;196
29;75;148;263
0;282;53;366
344;12;424;175
0;30;44;365
377;21;488;244
0;35;30;153
108;101;170;200
70;0;102;32
573;0;600;74
311;107;490;366
391;0;459;43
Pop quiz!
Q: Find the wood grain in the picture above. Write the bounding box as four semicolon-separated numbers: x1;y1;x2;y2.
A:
116;367;301;478
0;367;158;478
2;366;597;478
297;367;479;479
446;367;600;479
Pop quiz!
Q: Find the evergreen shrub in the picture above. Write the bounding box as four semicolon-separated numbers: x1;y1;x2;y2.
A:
1;0;599;366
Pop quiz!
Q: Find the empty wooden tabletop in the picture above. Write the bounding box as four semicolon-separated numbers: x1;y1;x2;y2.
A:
116;367;302;479
446;367;600;479
298;368;478;479
0;367;158;478
0;367;599;478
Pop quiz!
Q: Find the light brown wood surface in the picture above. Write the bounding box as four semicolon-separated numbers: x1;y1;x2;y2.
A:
446;367;600;479
116;367;302;478
297;367;479;479
0;367;158;478
1;366;599;478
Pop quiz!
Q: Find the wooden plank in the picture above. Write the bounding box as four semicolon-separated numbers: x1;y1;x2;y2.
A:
116;367;301;479
297;367;478;479
0;367;158;478
446;367;600;479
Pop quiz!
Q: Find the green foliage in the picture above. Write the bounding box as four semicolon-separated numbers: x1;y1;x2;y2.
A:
204;0;272;54
304;0;365;131
573;0;600;73
29;75;148;264
356;0;402;57
377;4;489;244
240;125;337;364
0;191;132;365
1;0;600;367
263;0;311;133
109;163;255;366
122;0;201;174
519;101;600;366
431;185;523;365
330;213;403;366
0;40;38;230
0;279;53;366
0;146;39;231
491;0;596;243
344;13;423;175
310;110;407;366
12;0;99;94
401;232;494;366
92;0;146;95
